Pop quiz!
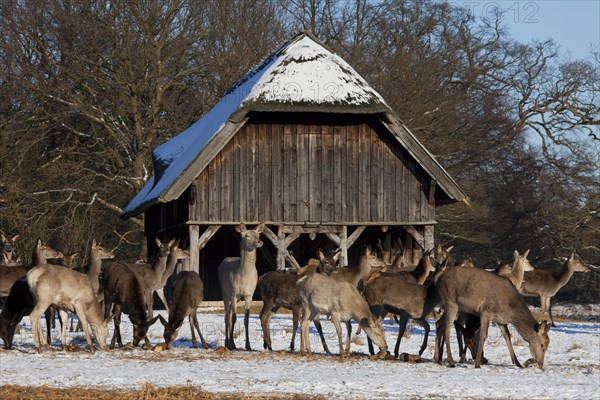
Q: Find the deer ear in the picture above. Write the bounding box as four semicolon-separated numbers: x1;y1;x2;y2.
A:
523;249;530;258
168;239;176;247
446;245;454;252
318;249;325;261
333;250;341;262
513;250;519;259
12;235;19;242
236;223;246;233
255;223;265;233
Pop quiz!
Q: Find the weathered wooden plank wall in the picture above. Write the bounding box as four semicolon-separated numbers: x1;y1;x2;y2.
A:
188;112;434;225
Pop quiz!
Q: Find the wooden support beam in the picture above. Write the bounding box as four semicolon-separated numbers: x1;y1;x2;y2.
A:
187;225;199;273
405;226;425;249
262;225;301;270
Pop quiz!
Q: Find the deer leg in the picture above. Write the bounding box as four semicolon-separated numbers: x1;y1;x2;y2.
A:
498;324;520;367
443;305;459;368
44;308;53;345
394;314;410;359
416;318;430;356
290;305;299;352
344;320;352;356
74;307;95;354
313;318;330;355
545;297;556;327
189;314;198;348
110;305;122;349
259;299;276;350
434;315;445;364
475;316;490;368
244;298;252;351
224;298;236;350
57;309;69;351
147;292;154;320
299;307;310;355
155;288;169;313
191;312;208;349
31;302;50;352
331;314;344;357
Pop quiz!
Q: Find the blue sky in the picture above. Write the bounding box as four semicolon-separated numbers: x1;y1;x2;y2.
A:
452;0;600;60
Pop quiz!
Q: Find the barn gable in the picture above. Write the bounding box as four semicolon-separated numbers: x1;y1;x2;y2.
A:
121;31;465;220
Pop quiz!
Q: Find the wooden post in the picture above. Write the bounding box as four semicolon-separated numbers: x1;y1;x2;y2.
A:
424;225;434;252
188;224;200;273
277;225;286;270
339;226;348;267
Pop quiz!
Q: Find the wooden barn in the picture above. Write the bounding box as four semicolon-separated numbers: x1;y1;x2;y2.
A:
121;32;467;300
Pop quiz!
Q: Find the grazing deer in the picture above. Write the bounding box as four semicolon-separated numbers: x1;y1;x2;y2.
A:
520;253;590;326
435;250;535;365
297;272;388;358
218;223;265;350
363;257;446;359
159;271;208;350
26;264;108;353
115;237;174;319
257;250;339;353
102;261;161;348
155;240;188;314
436;266;551;368
0;234;19;265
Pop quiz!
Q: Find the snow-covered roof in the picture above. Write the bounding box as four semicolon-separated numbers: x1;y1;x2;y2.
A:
121;32;466;219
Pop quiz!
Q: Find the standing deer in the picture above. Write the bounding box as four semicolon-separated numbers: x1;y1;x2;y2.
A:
297;272;388;358
521;253;590;326
119;237;174;319
257;250;339;353
218;223;265;350
26;264;108;353
70;240;115;332
436;266;551;368
159;270;208;350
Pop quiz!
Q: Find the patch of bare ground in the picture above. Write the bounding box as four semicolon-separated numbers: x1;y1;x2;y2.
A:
0;383;325;400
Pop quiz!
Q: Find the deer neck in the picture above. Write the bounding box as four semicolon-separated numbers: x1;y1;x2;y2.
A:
152;254;169;276
240;248;258;273
163;253;180;280
88;255;103;279
554;260;575;287
415;257;434;285
509;301;539;343
511;259;527;288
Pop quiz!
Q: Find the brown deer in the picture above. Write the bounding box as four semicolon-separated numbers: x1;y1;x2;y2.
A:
155;240;188;313
520;253;590;326
26;264;108;353
159;270;209;350
362;257;446;359
331;246;386;288
0;234;19;265
0;240;63;297
435;249;535;365
102;261;161;348
257;250;338;353
115;237;175;319
436;266;551;368
218;223;265;350
297;272;388;358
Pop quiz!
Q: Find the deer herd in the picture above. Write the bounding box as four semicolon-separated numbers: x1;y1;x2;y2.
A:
0;226;593;370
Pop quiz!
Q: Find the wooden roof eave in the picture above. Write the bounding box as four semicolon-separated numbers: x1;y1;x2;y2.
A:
159;114;250;204
379;113;468;204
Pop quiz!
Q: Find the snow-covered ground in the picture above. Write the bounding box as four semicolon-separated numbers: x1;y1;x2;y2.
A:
1;304;599;399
